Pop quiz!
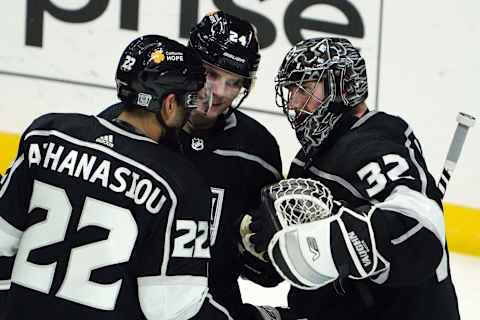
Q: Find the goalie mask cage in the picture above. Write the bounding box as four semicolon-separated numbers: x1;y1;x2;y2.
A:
268;178;334;228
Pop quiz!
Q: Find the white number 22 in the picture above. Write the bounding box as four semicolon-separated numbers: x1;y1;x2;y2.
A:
11;180;138;310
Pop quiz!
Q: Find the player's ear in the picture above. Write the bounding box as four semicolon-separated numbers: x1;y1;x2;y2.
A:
160;93;178;121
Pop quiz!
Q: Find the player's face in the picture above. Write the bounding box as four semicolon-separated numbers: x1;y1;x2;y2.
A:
286;80;326;126
188;63;245;129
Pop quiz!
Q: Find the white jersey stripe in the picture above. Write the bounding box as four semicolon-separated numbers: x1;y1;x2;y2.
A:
0;280;11;290
390;223;423;245
404;127;428;195
95;116;158;144
206;293;234;320
292;157;375;203
0;155;24;199
308;165;376;203
375;185;445;246
213;149;281;179
350;110;379;129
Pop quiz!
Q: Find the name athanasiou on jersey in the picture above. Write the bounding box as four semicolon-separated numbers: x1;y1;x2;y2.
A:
28;140;167;214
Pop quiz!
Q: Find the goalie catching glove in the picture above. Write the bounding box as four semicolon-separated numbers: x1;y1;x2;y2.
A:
241;178;387;290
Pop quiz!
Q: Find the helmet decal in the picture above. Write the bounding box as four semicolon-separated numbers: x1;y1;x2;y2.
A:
149;49;165;64
115;35;206;112
189;11;260;83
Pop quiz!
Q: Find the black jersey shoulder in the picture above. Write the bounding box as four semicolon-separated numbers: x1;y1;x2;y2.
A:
97;102;124;120
292;111;436;202
24;112;211;217
231;109;278;142
227;109;282;172
232;110;279;146
291;112;410;164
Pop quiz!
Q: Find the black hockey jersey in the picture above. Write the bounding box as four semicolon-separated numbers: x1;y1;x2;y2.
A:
99;103;283;318
179;110;282;316
0;113;215;319
287;111;460;320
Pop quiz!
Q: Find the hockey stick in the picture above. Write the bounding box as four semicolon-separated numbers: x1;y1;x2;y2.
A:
438;112;476;197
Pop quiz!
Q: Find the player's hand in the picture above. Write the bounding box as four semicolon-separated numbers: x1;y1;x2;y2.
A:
240;184;285;261
239;212;269;262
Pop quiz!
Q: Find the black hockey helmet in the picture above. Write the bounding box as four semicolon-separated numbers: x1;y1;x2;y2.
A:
188;11;260;91
116;34;206;112
275;37;368;155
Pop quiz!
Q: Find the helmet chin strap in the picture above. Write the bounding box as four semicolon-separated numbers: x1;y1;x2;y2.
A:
222;88;249;118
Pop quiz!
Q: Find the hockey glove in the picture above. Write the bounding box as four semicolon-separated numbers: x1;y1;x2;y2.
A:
238;181;287;262
259;178;388;289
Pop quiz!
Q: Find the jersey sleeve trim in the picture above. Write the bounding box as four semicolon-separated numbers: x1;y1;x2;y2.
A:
137;275;208;320
0;279;10;291
309;165;373;202
292;157;373;202
291;157;305;167
390;223;423;245
350;110;380;129
213;149;281;179
375;185;445;246
404;127;428;195
205;293;234;320
138;275;207;287
0;155;24;199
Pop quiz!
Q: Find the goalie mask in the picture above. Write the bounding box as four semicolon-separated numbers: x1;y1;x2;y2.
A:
275;37;368;156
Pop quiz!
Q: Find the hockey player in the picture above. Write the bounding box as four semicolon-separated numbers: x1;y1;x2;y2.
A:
242;37;460;319
185;11;283;318
0;35;231;319
99;11;283;319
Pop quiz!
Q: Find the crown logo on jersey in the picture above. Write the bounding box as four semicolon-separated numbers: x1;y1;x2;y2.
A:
95;134;114;148
191;137;204;151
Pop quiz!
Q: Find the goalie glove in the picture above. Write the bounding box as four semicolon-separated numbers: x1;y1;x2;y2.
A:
259;178;388;289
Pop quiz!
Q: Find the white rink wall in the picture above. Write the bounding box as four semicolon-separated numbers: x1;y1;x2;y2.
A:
0;1;478;208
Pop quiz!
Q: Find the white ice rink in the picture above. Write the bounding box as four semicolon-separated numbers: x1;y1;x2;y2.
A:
239;252;480;319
